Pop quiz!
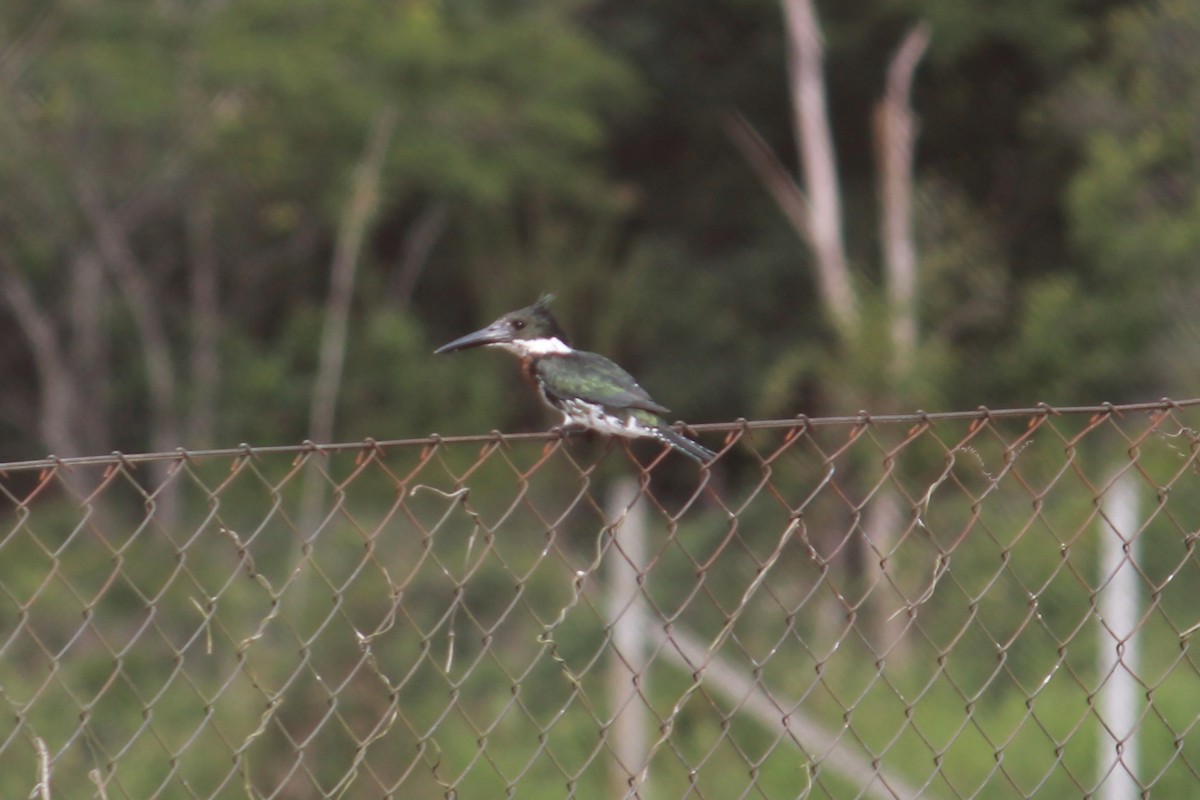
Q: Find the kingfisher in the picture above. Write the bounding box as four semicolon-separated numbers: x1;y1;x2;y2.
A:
435;296;716;463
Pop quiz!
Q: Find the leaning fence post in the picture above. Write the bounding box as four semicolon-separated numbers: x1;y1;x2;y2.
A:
1097;470;1141;800
605;477;652;799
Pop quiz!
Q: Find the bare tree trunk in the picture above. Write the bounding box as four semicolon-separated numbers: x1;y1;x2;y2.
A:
875;24;930;378
186;190;221;447
733;6;932;660
0;254;83;458
301;107;398;533
862;25;930;663
781;0;857;337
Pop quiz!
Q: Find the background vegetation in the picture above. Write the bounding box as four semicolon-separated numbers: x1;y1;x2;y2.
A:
3;0;1198;461
2;1;1199;798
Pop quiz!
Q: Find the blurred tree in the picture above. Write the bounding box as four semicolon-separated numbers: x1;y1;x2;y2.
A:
573;0;1144;423
0;0;639;458
0;0;1166;464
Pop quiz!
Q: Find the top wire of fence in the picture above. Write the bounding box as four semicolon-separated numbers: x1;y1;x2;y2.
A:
3;396;1197;471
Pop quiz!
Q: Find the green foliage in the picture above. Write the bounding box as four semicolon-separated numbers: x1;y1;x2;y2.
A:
998;274;1153;403
1064;1;1200;273
339;310;512;440
892;0;1092;66
0;0;1172;457
0;0;641;454
1048;0;1200;400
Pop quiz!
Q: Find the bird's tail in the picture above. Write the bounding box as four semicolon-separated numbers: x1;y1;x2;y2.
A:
653;427;717;464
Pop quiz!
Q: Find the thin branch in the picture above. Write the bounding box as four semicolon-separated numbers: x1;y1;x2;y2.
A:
389;201;448;309
655;618;932;800
724;112;813;242
33;736;51;800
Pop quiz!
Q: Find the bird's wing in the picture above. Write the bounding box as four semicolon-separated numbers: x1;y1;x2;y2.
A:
535;352;672;416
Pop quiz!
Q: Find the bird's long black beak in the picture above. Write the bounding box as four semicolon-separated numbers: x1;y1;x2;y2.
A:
434;321;510;354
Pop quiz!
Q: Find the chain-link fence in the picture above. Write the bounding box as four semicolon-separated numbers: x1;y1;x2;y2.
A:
2;399;1200;799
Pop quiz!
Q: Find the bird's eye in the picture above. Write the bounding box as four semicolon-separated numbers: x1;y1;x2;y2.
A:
512;319;526;330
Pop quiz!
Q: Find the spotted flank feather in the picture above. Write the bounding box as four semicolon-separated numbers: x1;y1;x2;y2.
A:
547;384;715;463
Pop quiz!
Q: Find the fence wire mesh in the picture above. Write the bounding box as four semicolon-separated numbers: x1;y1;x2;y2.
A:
2;399;1200;799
